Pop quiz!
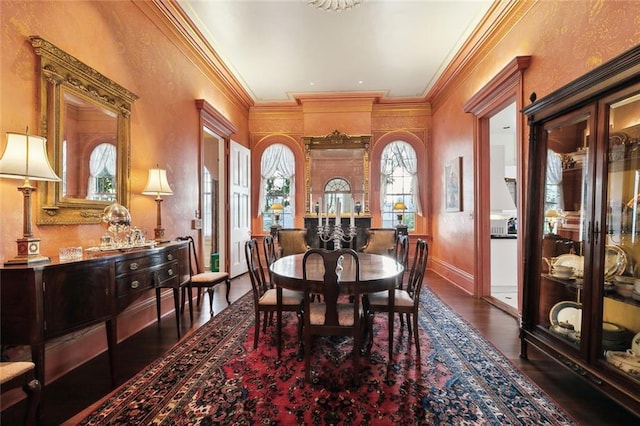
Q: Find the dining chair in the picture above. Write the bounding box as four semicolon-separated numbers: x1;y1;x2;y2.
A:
365;238;428;358
360;228;397;256
0;362;41;425
177;235;230;316
277;228;310;257
245;238;303;352
302;248;364;383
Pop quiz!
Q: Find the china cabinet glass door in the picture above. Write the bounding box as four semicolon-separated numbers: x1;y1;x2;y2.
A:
538;109;594;352
600;88;640;375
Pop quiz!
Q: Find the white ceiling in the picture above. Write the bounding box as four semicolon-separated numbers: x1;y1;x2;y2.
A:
177;0;494;103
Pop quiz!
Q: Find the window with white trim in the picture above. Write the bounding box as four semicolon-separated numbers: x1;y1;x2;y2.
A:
380;141;421;229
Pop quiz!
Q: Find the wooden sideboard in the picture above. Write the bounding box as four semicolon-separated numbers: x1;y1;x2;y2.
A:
0;241;190;386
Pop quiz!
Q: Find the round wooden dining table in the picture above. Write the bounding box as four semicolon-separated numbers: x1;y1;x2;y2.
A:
269;252;404;363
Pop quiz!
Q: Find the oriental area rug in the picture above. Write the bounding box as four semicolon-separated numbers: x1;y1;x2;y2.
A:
71;289;575;425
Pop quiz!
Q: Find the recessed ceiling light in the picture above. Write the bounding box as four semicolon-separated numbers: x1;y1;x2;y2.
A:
358;81;363;84
310;82;315;86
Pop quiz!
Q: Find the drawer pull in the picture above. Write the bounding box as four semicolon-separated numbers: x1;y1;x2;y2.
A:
129;262;139;271
167;269;174;276
167;254;174;261
130;281;140;289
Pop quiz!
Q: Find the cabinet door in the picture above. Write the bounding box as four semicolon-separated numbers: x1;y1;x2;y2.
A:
536;107;595;353
43;260;114;338
599;86;640;379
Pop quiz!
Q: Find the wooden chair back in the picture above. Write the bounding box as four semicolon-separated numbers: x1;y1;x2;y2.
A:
302;248;360;329
302;248;362;382
245;238;270;300
406;239;429;298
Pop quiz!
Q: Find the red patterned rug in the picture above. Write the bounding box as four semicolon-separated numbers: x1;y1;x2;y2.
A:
71;288;575;425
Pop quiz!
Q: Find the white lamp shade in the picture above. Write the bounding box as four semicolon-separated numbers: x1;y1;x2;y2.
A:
0;132;60;181
142;168;173;195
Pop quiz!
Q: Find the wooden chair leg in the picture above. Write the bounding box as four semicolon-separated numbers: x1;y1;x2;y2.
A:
207;287;214;315
187;285;193;322
254;309;260;349
412;312;420;358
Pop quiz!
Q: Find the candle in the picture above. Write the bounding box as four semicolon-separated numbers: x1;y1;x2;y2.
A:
350;197;355;227
318;197;322;226
336;199;341;223
310;192;313;213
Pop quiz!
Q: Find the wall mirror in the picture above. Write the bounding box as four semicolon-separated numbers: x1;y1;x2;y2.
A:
303;130;371;215
30;36;138;225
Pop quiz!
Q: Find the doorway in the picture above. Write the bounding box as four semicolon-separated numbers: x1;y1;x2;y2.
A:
202;127;224;273
489;102;518;310
463;56;530;318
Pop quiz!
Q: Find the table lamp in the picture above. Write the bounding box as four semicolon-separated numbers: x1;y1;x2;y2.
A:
0;130;61;265
271;202;284;226
544;209;563;234
142;167;173;242
393;201;407;225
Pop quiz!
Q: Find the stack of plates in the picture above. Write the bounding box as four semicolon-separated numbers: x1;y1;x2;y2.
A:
605;351;640;377
602;322;633;351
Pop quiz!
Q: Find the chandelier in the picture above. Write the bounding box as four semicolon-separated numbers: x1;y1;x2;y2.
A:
308;0;364;12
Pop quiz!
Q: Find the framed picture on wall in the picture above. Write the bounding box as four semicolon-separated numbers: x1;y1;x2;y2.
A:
445;157;462;212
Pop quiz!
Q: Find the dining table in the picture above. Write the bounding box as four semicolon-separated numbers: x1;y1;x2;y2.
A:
269;251;404;364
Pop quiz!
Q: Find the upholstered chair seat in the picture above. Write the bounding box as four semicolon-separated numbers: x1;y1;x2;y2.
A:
259;288;305;306
308;303;364;326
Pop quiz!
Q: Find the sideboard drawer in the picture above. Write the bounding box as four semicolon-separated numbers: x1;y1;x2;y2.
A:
155;260;179;287
115;250;177;275
116;271;154;297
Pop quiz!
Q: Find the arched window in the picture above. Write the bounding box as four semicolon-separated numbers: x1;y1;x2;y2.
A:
380;141;421;229
324;177;352;214
260;143;295;230
87;142;116;201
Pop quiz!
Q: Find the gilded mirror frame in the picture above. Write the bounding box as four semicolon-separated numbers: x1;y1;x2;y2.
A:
30;36;138;225
303;130;371;215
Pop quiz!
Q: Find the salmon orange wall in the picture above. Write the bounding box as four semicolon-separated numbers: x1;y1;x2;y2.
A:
0;0;250;387
1;1;250;263
429;0;640;293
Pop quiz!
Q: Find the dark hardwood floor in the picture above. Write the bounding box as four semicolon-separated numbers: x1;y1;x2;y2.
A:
2;271;638;425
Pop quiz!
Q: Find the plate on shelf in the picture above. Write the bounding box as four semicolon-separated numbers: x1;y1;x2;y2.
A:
549;301;583;333
605;351;640;377
552;254;584;277
604;245;627;280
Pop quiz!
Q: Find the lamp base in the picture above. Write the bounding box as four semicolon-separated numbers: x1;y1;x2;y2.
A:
5;237;51;266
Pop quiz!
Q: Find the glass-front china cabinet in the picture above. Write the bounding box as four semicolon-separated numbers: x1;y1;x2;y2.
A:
522;46;640;415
